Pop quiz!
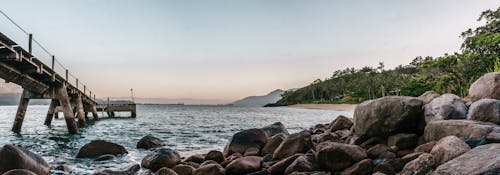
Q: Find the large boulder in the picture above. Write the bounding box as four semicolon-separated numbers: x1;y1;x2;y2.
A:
172;164;195;175
156;167;178;175
193;164;224;175
141;148;181;172
315;141;367;171
0;144;50;175
225;156;262;175
467;98;500;124
76;140;128;158
225;128;267;156
418;91;440;105
261;122;289;137
423;120;500;142
400;153;436;175
353;96;424;138
273;131;312;160
430;136;470;165
424;94;467;123
433;143;500;174
468;72;500;101
262;133;286;155
137;135;166;149
329;115;353;132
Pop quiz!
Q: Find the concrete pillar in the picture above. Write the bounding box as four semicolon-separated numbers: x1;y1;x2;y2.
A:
12;90;30;133
75;94;87;127
44;99;57;126
91;105;99;120
57;84;78;134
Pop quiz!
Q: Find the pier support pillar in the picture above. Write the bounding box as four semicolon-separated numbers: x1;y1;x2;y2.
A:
91;105;99;120
57;84;78;134
75;94;87;127
44;99;58;126
12;89;30;133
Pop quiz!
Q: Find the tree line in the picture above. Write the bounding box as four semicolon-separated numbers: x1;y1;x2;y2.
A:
276;7;500;105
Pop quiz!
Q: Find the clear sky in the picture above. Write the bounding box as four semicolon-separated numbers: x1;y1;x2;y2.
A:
0;0;498;104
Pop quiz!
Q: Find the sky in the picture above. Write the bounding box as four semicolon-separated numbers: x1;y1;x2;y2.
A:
0;0;498;104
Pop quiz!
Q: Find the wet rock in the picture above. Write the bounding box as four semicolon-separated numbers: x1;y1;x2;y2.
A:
261;122;289;137
184;154;205;164
467;98;500;124
340;159;373;175
273;131;312;160
156;167;178;175
418;91;440;105
432;143;500;174
316;141;367;171
424;94;467;123
387;133;418;150
172;165;195;175
95;154;116;161
225;128;267;156
312;132;339;144
141;148;181;171
367;144;393;159
137;135;166;149
0;144;50;175
268;154;302;175
468;72;500;101
76;140;128;158
396;149;414;158
400;153;436;175
430;136;470;165
414;141;436;153
262;134;286;155
285;153;318;174
359;137;386;149
225;156;263;175
373;162;395;175
204;150;225;164
221;153;242;167
423;120;500;142
98;163;140;175
353;96;424;138
193;164;224;175
330;115;353;132
2;169;37;175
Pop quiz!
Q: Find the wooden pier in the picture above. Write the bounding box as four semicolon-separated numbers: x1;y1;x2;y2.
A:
0;31;136;134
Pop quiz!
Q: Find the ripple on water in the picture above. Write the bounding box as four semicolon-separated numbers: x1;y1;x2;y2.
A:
0;105;352;174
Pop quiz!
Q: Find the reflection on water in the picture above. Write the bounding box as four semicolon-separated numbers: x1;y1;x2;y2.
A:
0;105;352;174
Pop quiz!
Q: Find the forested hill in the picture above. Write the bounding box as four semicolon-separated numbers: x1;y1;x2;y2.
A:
276;7;500;105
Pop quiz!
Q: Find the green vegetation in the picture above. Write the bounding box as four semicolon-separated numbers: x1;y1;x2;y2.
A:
277;7;500;105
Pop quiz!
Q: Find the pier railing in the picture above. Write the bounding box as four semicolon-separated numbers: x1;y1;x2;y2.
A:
0;10;97;101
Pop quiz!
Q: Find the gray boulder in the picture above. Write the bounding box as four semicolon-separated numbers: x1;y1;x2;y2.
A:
353;96;424;138
418;91;440;105
261;122;289;137
141;148;181;172
424;94;467;123
76;140;128;158
225;156;263;175
329;115;353;132
468;72;500;102
137;135;166;149
225;128;267;156
467;98;500;124
0;144;50;175
273;131;312;160
430;136;470;165
433;143;500;175
400;153;436;175
424;120;500;142
316;141;367;171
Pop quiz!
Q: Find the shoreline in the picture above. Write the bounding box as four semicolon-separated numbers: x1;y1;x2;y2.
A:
288;103;357;111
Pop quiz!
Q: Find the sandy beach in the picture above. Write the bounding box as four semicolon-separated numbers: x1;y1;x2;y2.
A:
288;104;357;111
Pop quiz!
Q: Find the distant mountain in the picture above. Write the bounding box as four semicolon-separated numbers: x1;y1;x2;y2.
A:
232;89;285;107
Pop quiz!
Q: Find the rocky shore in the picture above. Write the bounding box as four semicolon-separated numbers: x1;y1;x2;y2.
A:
0;72;499;175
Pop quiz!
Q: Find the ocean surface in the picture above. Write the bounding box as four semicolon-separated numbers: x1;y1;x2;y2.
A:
0;104;353;174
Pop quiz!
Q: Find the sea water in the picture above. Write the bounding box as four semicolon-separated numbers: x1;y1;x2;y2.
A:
0;104;353;174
